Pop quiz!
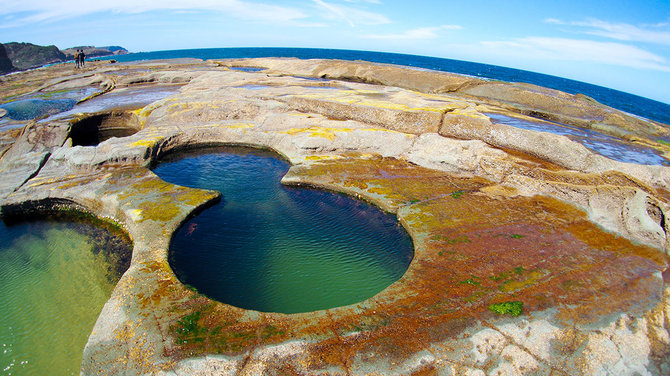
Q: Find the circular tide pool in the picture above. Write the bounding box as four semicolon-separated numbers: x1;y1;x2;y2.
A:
153;146;413;314
0;213;132;376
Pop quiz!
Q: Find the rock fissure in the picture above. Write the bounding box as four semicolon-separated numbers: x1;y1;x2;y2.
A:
13;151;51;193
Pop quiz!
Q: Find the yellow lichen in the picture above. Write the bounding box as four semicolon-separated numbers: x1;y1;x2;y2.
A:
129;137;162;148
498;270;548;293
281;126;352;141
136;199;181;222
305;155;343;161
225;122;255;129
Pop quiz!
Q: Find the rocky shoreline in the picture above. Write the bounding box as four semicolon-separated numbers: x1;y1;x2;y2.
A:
0;57;669;375
0;42;128;73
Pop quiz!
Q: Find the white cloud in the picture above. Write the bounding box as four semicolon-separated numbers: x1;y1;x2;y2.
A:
481;37;670;72
543;18;564;25
544;17;670;46
310;0;390;27
365;25;462;40
0;0;307;27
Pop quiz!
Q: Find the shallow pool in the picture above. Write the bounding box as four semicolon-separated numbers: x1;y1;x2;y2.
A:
45;85;182;121
486;113;670;166
0;214;132;375
0;98;77;121
154;146;413;314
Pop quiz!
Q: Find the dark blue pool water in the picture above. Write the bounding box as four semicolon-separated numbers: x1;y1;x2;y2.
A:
153;146;413;314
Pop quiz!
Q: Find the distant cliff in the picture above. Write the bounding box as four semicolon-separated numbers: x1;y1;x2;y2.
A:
1;42;128;71
0;44;15;74
62;45;129;60
4;42;66;70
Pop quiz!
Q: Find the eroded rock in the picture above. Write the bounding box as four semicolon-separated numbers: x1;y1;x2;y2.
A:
0;57;668;375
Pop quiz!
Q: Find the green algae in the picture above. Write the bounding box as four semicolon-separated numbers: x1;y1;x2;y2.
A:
171;307;286;354
450;190;465;199
488;301;524;316
458;277;481;286
174;311;206;344
494;233;525;239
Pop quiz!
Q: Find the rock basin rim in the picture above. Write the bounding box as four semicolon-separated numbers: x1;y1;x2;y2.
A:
0;57;669;375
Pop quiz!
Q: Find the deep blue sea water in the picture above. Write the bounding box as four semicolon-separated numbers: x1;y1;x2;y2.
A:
102;47;670;126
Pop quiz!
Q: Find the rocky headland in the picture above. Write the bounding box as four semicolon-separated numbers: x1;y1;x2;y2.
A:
0;57;669;375
0;42;128;71
61;45;129;60
0;43;14;74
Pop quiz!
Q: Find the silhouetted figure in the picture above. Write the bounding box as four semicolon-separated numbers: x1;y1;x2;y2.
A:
74;50;80;68
79;50;85;68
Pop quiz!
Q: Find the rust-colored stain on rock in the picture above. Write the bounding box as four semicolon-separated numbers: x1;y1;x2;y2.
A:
1;58;669;375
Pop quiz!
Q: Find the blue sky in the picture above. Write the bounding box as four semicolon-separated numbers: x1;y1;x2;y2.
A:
1;0;669;104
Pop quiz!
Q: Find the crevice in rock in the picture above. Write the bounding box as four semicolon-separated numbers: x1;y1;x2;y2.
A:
483;320;566;375
234;346;256;376
647;200;667;235
437;108;451;134
13;151;50;193
324;310;353;376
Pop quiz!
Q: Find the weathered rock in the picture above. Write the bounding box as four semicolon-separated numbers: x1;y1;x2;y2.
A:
215;57;480;93
0;120;70;201
461;82;669;139
0;57;668;376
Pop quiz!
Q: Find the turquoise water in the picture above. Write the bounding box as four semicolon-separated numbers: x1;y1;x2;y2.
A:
0;87;100;122
0;98;77;121
154;146;413;314
0;214;132;376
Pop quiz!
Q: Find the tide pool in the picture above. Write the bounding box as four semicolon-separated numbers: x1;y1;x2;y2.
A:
0;215;131;375
154;146;413;314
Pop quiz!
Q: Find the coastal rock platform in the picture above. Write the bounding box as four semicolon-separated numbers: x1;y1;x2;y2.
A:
1;58;669;375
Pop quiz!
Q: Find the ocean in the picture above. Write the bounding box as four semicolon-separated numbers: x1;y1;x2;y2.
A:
102;47;670;126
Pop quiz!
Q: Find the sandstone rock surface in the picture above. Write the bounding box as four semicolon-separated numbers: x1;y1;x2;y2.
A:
0;57;669;375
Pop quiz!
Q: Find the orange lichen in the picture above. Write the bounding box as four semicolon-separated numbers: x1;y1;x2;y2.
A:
136;155;667;367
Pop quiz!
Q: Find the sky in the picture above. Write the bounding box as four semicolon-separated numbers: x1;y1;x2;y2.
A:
1;0;669;104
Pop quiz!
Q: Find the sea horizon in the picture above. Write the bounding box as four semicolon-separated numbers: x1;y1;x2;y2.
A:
97;46;670;126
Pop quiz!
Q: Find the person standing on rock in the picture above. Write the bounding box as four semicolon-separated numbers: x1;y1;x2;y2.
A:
74;50;80;68
79;49;86;68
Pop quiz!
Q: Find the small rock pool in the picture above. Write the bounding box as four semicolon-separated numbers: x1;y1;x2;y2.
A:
486;113;670;166
153;146;414;314
0;212;132;375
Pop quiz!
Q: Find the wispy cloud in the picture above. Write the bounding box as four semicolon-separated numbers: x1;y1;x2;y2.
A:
481;37;670;72
544;18;563;25
365;25;462;40
544;18;670;46
310;0;390;27
0;0;307;28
